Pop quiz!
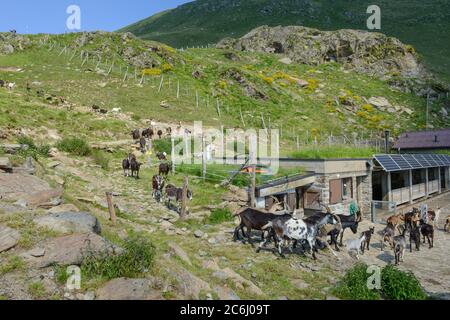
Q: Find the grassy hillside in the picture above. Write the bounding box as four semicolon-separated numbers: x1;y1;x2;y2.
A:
119;0;450;82
0;32;447;155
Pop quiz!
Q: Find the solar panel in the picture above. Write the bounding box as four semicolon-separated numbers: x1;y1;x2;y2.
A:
374;155;400;172
423;154;438;167
374;154;450;172
390;155;412;170
402;154;423;169
433;154;445;166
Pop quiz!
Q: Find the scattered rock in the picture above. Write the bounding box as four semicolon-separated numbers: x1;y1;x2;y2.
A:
168;242;192;266
194;230;205;238
47;161;61;169
214;286;240;300
368;96;391;109
96;278;164;300
0;173;52;201
28;247;46;257
33;212;102;235
0;157;12;173
22;233;120;268
278;57;293;65
213;271;230;281
292;279;309;290
168;264;211;300
0;225;20;253
48;204;80;214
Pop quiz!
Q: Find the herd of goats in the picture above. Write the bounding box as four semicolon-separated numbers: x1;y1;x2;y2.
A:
122;126;193;213
233;205;449;264
122;127;450;265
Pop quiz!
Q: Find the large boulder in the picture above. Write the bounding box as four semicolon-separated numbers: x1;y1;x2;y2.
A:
0;157;12;173
96;278;164;300
0;173;52;202
33;212;101;235
21;233;120;268
0;225;20;253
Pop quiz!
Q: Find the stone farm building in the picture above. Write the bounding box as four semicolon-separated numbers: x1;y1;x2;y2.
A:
254;154;450;218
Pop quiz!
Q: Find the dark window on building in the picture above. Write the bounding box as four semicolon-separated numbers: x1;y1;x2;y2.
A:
412;169;423;185
391;172;406;189
428;168;437;181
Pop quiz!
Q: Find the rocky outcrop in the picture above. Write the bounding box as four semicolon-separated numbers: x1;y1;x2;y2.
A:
217;25;447;94
33;212;102;235
22;233;120;268
96;278;164;300
218;25;425;77
0;173;53;202
0;225;20;253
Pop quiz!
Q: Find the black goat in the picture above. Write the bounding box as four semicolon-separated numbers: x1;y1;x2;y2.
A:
130;157;142;179
132;129;141;140
409;225;421;252
337;211;362;246
159;163;171;176
420;220;434;249
360;227;375;253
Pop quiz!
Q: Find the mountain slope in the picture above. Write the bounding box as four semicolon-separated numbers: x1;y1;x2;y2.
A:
0;31;448;150
119;0;450;82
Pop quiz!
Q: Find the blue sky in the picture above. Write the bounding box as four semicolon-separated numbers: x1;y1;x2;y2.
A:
0;0;191;34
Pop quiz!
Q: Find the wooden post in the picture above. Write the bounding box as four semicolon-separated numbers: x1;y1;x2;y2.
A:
177;80;180;99
216;98;221;117
239;107;246;127
196;90;199;109
106;192;117;226
180;176;189;220
158;76;164;93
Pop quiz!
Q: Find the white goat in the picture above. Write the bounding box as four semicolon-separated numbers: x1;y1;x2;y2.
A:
7;82;15;90
346;234;366;260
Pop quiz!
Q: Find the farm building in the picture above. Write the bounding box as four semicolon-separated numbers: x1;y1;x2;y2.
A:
254;154;450;217
393;129;450;153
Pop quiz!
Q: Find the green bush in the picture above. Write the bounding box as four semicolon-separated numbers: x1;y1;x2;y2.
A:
92;150;110;170
206;208;234;225
16;136;50;160
81;234;156;280
381;265;426;300
57;137;91;156
333;264;381;300
333;264;427;300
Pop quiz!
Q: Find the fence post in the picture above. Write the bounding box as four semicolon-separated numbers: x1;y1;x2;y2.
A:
106;192;117;226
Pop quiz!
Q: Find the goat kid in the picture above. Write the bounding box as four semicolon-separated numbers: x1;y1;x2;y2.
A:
360;227;375;253
346;234;366;260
